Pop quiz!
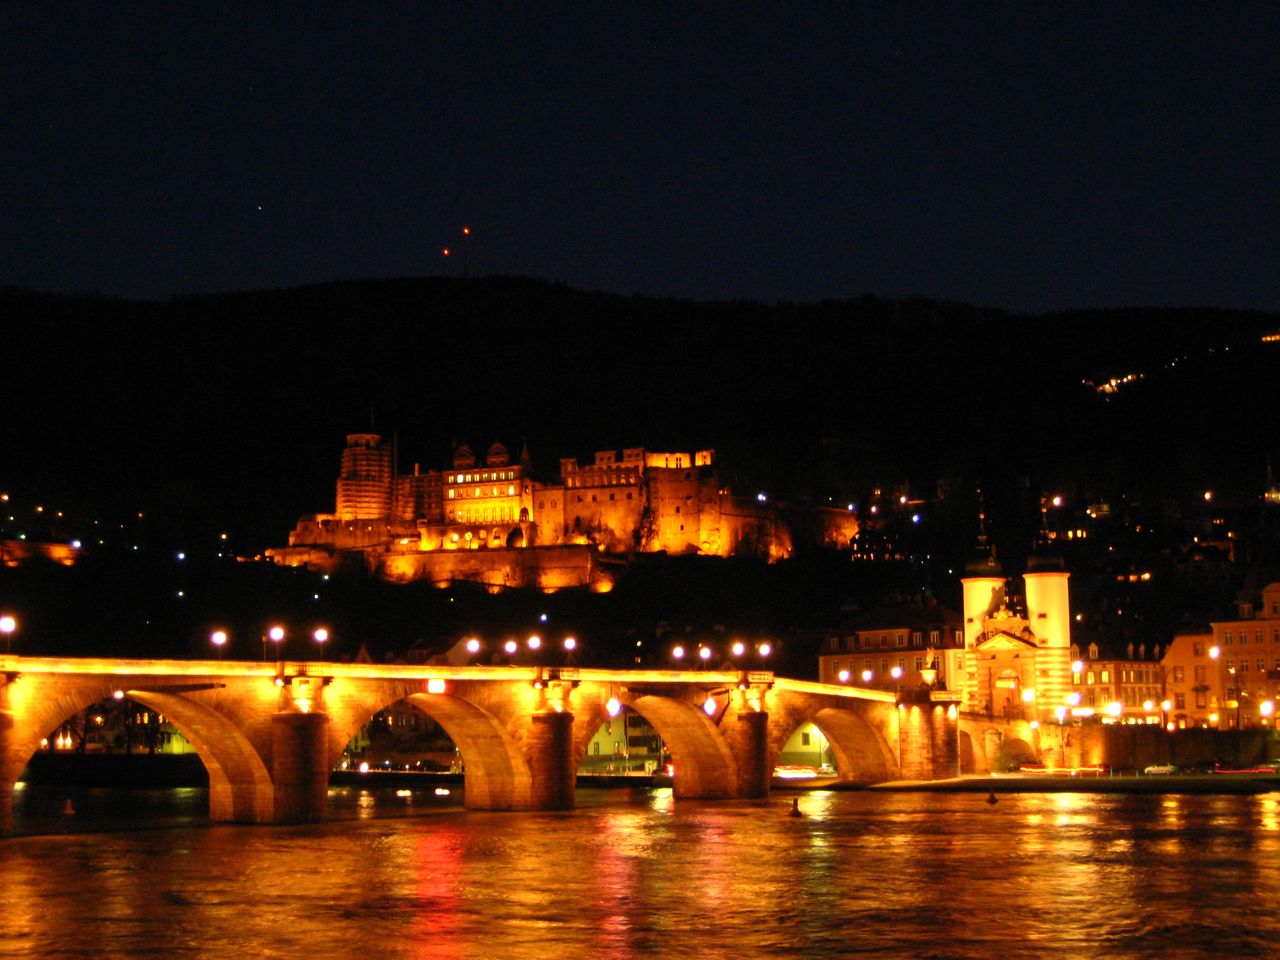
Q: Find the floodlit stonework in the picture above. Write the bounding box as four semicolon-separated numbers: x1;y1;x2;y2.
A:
269;434;857;589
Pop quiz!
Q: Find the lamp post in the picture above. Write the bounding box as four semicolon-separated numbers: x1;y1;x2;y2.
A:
313;627;329;661
0;614;16;655
267;625;285;663
210;629;228;660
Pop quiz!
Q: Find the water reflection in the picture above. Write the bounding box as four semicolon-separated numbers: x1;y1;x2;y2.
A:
5;789;1280;959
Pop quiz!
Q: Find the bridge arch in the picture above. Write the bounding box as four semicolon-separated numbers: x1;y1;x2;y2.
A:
125;690;273;822
773;706;896;783
627;694;739;799
328;691;535;810
4;681;273;824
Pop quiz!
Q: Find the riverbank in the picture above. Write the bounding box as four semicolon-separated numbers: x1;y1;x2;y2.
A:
873;773;1280;795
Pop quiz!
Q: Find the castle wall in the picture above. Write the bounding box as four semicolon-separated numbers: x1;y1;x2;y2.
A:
378;544;605;592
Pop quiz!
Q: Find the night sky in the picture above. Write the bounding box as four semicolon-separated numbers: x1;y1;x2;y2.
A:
4;4;1278;312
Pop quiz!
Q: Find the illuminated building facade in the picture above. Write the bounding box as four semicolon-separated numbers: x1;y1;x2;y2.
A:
1067;637;1165;721
1203;582;1280;728
816;605;964;693
270;434;852;588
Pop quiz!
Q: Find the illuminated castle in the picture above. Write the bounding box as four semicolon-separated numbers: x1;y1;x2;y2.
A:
270;434;858;591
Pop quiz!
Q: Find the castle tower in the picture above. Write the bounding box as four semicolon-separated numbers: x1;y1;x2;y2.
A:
1023;543;1073;713
960;509;1005;650
960;509;1005;713
335;433;393;520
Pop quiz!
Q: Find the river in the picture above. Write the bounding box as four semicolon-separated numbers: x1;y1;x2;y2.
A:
3;784;1279;959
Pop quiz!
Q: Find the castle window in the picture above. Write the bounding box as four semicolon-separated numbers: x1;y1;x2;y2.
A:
626;492;633;500
929;630;939;644
609;493;615;501
912;632;922;646
577;496;583;503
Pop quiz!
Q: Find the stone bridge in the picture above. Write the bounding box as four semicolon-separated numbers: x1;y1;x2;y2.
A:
0;657;961;832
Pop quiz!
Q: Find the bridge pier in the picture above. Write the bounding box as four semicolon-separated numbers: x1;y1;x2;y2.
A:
897;700;960;780
727;711;770;799
272;711;329;824
0;707;12;835
526;711;575;810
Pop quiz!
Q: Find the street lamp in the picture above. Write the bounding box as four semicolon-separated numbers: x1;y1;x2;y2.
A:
267;625;285;662
210;629;228;660
563;636;577;665
313;627;329;660
0;614;16;655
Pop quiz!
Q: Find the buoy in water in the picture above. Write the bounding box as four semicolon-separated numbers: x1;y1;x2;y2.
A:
789;797;803;818
986;791;999;805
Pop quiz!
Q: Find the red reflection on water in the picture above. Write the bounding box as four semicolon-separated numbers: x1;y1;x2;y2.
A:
410;825;465;960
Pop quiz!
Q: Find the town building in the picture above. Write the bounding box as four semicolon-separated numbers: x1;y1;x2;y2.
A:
1161;629;1219;728
816;604;964;695
1205;581;1280;728
1067;634;1165;722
